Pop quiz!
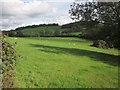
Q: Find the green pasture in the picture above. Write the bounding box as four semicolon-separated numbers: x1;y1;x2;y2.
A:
8;37;119;88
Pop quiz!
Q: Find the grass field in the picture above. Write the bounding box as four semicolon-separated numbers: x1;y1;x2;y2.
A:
8;37;119;88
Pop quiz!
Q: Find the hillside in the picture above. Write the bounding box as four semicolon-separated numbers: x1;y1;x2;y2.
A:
3;23;83;37
3;21;98;37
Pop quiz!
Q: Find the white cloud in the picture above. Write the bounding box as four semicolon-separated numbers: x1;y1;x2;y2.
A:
1;0;51;17
0;0;74;30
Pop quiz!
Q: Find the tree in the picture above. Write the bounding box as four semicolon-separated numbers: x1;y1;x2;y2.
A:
16;31;24;37
69;1;120;49
9;31;17;37
69;1;120;25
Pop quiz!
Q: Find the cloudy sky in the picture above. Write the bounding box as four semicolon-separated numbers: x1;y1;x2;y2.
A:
0;0;76;30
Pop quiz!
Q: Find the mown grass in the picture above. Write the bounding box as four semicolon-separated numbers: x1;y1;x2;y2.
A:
8;37;119;88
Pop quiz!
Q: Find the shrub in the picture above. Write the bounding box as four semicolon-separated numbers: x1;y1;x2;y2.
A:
92;40;109;49
0;35;18;88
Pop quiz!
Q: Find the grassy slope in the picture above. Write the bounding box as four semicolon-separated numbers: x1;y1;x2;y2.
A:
20;26;67;36
16;26;82;36
9;37;119;88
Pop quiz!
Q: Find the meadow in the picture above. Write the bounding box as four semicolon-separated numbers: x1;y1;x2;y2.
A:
8;37;119;88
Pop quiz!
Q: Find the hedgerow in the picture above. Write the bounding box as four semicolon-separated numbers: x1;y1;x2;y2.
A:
0;35;18;88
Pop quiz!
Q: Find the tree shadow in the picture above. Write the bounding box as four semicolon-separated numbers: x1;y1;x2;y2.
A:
30;44;119;66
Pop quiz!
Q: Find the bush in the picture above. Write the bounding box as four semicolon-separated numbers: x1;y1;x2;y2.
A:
92;40;109;49
0;35;18;88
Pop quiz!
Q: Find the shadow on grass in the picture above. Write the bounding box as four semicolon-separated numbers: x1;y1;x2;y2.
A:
30;44;119;66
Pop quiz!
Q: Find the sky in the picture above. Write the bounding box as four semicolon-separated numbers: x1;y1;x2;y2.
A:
0;0;76;30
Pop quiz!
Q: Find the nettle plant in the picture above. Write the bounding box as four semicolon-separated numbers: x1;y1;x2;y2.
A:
1;35;18;88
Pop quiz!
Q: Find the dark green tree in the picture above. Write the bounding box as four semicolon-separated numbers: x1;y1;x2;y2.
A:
69;1;120;24
9;31;17;37
69;1;120;49
16;31;24;37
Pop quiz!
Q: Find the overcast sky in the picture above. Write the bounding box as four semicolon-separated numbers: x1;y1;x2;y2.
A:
0;0;76;30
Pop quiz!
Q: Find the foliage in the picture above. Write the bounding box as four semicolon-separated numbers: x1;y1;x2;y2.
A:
1;35;18;88
69;2;120;24
3;26;77;37
69;1;120;49
15;23;59;31
92;40;109;49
